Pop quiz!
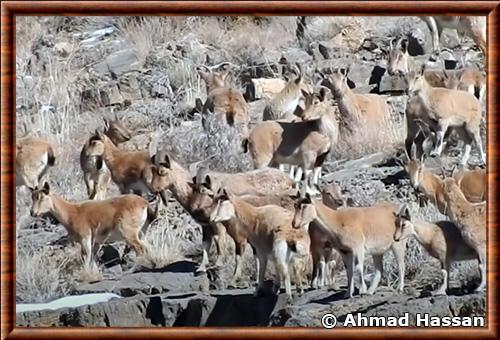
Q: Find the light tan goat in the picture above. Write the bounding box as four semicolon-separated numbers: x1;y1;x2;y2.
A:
80;117;134;200
322;68;389;132
442;177;486;292
292;194;406;298
441;68;486;101
190;176;299;285
30;182;154;268
452;167;486;203
402;159;448;215
243;98;334;194
421;16;486;55
16;136;56;189
394;205;478;295
84;130;153;196
142;153;294;274
385;38;485;100
405;64;485;165
210;188;310;298
197;63;249;135
263;74;305;121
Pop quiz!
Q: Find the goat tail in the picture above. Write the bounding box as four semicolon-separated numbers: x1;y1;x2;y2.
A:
47;147;56;166
241;138;249;153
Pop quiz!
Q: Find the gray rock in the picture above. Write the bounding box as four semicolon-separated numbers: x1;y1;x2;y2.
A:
17;285;486;327
74;270;209;296
95;49;144;77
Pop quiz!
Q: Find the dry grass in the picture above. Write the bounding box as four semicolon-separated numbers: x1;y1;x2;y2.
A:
15;15;485;305
333;115;406;160
16;245;75;303
137;218;196;270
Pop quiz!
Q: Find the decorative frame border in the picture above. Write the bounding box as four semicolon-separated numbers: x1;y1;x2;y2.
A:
1;1;498;339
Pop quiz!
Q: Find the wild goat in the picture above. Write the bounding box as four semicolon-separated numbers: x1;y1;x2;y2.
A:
441;68;485;101
405;64;485;165
242;92;335;194
84;130;153;196
197;63;249;135
451;167;486;203
16;136;55;190
385;38;485;100
421;16;486;55
80;117;134;200
442;177;486;292
142;152;294;274
263;73;304;121
210;188;310;298
322;68;389;132
190;175;298;285
402;158;447;214
394;205;478;295
292;194;406;298
29;182;155;267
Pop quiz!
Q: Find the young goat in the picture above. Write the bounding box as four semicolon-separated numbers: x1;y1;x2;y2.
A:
394;205;478;295
263;74;304;121
210;188;310;298
30;182;153;268
143;153;294;274
242;97;334;194
402;159;447;215
80;117;134;200
16;136;56;190
190;176;299;285
441;68;485;102
197;63;249;135
405;64;485;165
322;68;389;133
84;130;153;196
385;38;485;101
292;194;406;298
442;177;486;292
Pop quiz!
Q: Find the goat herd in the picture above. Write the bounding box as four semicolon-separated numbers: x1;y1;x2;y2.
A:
17;16;486;300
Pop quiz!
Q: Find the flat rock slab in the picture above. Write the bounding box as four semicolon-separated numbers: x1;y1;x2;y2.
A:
74;270;210;297
17;284;486;327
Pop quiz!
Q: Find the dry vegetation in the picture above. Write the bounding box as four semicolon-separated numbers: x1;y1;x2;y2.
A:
15;16;483;304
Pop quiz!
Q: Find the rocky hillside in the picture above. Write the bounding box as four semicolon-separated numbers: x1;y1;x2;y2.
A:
15;16;486;327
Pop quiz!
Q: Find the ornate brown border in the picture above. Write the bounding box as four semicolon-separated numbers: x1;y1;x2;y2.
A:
1;1;499;339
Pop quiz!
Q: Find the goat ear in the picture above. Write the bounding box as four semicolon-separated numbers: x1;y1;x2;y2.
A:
294;75;302;85
319;87;327;102
196;67;209;81
301;89;309;98
400;39;408;53
205;175;212;188
42;182;50;194
162;154;171;168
